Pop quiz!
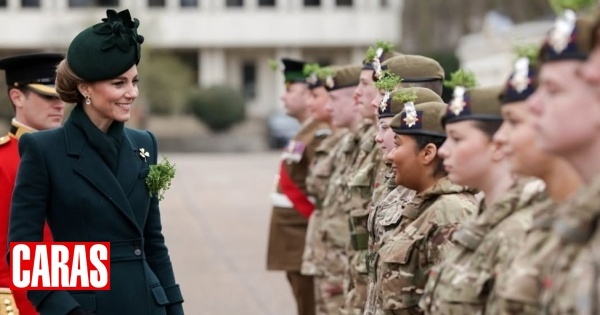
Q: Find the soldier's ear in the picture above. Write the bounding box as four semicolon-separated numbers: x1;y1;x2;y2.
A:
8;88;26;109
420;142;438;166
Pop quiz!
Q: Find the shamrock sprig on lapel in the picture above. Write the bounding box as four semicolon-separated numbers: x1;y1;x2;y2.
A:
146;156;176;201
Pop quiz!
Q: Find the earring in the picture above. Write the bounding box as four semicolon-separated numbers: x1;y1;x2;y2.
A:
85;95;91;105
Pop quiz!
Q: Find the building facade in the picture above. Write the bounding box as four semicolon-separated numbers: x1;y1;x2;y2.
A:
0;0;403;117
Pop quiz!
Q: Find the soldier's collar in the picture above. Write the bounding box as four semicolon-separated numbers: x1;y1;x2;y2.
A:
10;118;37;139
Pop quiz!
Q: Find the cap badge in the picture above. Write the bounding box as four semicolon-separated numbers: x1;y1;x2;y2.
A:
550;9;576;54
379;92;391;112
509;57;531;93
402;101;418;128
449;86;467;116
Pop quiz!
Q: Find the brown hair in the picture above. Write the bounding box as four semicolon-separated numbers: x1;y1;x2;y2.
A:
472;120;503;139
55;59;86;104
411;134;447;178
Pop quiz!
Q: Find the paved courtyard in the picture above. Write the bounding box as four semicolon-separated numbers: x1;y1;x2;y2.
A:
159;152;297;315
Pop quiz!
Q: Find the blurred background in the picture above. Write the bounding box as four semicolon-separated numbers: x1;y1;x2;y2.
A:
0;0;557;152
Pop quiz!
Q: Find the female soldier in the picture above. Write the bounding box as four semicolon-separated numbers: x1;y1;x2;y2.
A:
370;90;477;314
492;47;581;314
527;8;600;314
419;71;545;314
8;9;183;315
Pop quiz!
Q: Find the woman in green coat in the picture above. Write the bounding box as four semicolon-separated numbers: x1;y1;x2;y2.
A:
8;9;183;315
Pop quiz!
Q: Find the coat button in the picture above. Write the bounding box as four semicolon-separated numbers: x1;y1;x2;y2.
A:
134;248;142;256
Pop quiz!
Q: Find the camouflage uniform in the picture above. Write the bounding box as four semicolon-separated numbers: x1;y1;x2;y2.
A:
373;177;477;315
494;198;554;314
302;129;349;315
364;165;415;315
539;176;600;315
311;126;363;314
419;178;547;315
303;128;347;276
343;123;380;315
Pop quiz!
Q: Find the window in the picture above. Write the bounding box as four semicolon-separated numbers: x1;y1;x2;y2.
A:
69;0;119;7
304;0;320;6
148;0;165;7
336;0;352;6
21;0;40;7
226;0;243;7
181;0;197;7
242;61;257;100
258;0;275;6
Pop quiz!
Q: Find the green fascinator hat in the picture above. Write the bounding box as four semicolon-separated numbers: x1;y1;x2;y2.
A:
67;9;144;82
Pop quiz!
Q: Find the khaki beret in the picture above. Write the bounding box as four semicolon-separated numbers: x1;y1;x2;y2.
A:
379;87;443;118
443;86;503;125
540;11;595;62
379;55;445;83
324;64;362;91
390;101;447;138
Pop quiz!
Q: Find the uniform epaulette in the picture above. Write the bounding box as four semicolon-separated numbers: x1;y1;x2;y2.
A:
0;134;10;146
315;128;332;138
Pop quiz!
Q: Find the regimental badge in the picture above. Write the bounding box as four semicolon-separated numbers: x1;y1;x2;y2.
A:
402;101;418;128
370;47;384;80
306;73;318;85
379;92;390;112
449;86;467;116
550;9;576;54
509;57;531;93
281;140;306;163
325;75;335;89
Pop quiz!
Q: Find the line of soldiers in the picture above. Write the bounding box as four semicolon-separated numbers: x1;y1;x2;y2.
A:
266;2;600;315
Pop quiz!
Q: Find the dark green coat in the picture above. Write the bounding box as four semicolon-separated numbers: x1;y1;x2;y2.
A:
8;121;184;315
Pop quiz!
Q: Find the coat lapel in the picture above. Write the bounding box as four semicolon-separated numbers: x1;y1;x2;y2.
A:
65;123;141;233
116;131;145;197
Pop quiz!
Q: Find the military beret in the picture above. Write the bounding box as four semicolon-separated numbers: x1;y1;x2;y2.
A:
378;55;445;83
390;101;447;138
443;86;504;124
324;64;362;91
0;53;63;96
362;40;402;70
281;58;307;84
500;46;538;104
303;63;323;89
379;87;443;118
539;10;595;62
67;9;144;82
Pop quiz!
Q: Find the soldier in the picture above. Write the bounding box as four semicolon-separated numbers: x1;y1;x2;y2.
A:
492;46;581;314
363;84;443;315
310;64;363;314
266;58;329;315
0;53;65;315
301;63;350;315
341;41;397;315
525;8;600;314
371;91;477;314
419;71;546;314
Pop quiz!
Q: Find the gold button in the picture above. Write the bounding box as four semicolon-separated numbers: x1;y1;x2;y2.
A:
3;298;10;304
8;312;14;315
6;306;13;311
